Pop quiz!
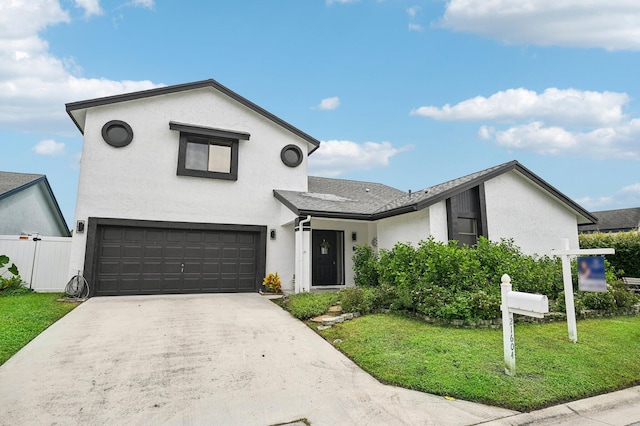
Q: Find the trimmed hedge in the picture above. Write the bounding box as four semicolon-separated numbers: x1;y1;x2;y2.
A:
580;231;640;278
350;237;638;321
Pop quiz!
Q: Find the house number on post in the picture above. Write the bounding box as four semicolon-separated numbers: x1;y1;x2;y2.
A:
500;274;549;376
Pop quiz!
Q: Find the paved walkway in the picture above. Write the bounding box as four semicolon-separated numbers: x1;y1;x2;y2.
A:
0;294;638;425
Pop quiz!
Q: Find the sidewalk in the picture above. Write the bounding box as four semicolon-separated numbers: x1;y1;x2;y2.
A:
480;385;640;425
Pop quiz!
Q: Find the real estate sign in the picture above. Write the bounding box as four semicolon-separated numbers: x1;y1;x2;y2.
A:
578;256;607;293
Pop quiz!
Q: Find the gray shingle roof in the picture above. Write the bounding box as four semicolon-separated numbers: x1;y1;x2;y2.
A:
579;207;640;233
0;172;44;199
274;160;597;224
274;177;405;218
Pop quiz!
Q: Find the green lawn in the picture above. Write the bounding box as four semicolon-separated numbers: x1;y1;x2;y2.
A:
0;293;79;366
317;314;640;411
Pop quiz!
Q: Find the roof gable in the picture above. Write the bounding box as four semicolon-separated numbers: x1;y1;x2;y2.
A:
0;172;44;199
0;172;70;236
66;78;320;153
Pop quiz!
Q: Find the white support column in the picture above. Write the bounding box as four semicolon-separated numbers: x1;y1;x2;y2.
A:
555;238;614;343
501;274;516;376
560;238;578;343
301;225;311;292
294;216;312;293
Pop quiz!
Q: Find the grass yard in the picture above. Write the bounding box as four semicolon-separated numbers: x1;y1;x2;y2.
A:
0;293;79;366
316;314;640;411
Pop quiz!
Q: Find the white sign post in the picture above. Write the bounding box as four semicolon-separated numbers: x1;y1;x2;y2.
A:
554;238;614;343
500;274;549;376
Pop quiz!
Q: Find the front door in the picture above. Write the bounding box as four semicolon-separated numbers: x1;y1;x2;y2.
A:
312;230;344;286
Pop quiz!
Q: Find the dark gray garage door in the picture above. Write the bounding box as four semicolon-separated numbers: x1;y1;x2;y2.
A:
85;219;266;296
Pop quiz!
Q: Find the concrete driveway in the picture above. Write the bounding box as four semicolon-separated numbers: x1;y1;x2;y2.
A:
0;294;516;425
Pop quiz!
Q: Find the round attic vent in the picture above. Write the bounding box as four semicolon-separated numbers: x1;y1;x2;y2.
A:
102;120;133;148
280;144;303;167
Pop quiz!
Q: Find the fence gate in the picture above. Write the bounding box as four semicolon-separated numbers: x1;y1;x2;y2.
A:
0;235;72;292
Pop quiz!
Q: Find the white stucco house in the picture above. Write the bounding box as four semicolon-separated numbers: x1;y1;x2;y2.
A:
66;79;596;296
0;172;70;237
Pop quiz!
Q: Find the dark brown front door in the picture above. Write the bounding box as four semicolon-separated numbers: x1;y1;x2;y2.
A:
312;230;343;286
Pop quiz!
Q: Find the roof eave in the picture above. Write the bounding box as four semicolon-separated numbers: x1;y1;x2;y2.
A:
65;79;321;151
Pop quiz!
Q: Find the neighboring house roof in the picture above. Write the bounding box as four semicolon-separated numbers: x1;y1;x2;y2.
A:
274;160;597;224
0;171;71;237
0;172;44;199
578;207;640;233
65;78;321;153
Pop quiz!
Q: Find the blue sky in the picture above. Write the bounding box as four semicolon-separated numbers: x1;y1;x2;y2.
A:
1;0;639;226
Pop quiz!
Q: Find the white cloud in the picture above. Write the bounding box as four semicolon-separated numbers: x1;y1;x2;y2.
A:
32;139;65;156
326;0;359;4
0;0;163;134
315;96;341;111
620;183;640;195
407;6;423;31
574;196;614;210
309;140;412;177
411;88;628;127
576;182;640;210
74;0;103;17
438;0;640;51
132;0;155;8
414;87;640;160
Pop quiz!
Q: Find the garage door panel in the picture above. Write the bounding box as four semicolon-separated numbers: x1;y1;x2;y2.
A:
239;262;254;274
167;232;185;242
145;246;163;258
124;229;144;241
164;246;184;258
204;247;220;259
222;248;238;259
184;246;202;258
102;228;123;241
146;230;164;241
221;263;238;273
239;248;255;259
100;245;121;258
98;261;119;274
222;233;237;243
202;262;220;273
121;262;143;274
93;223;263;296
122;245;143;258
238;234;255;244
186;232;203;242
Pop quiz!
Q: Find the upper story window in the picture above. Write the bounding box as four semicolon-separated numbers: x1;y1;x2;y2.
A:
170;122;250;181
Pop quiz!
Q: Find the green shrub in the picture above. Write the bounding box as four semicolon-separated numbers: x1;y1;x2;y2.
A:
580;231;640;278
339;287;364;313
0;255;27;294
283;292;339;320
353;245;379;287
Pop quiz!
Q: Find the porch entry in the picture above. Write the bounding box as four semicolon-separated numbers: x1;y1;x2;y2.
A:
312;230;345;286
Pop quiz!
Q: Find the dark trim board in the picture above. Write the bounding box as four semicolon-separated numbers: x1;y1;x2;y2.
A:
83;217;267;296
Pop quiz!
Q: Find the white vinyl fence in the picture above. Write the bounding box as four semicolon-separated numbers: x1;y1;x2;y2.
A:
0;235;72;292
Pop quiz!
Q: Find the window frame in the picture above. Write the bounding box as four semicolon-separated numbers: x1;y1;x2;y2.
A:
177;134;239;180
170;121;250;181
